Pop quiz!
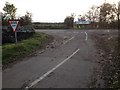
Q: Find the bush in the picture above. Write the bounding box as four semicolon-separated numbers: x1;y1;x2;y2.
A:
2;25;35;44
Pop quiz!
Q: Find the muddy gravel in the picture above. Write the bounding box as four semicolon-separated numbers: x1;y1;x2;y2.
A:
91;33;119;88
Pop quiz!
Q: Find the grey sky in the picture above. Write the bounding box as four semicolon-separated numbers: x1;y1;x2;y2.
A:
0;0;119;22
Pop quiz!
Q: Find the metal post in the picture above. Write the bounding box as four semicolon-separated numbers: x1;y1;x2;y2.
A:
15;31;17;44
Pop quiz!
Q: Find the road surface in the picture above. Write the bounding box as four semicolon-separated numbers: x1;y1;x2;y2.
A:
2;29;118;89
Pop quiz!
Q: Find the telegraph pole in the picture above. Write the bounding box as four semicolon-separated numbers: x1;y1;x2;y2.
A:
117;1;120;67
118;1;120;30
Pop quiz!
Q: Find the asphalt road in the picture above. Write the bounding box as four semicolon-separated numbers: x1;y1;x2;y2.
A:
2;29;118;88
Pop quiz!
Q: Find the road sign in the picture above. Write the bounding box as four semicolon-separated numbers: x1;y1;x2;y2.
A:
8;20;19;43
8;20;19;32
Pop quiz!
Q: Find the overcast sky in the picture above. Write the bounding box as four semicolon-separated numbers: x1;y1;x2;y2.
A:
0;0;119;22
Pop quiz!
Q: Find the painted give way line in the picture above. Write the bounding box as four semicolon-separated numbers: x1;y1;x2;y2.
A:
25;48;80;89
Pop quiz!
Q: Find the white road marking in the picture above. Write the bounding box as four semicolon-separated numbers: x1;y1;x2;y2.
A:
25;49;80;89
63;37;74;44
81;32;88;40
85;32;88;41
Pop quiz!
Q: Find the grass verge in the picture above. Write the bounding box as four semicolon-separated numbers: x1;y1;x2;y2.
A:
110;38;120;88
92;33;120;88
2;33;53;66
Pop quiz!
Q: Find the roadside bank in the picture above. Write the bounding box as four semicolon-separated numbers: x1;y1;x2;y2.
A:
91;33;120;88
2;33;54;69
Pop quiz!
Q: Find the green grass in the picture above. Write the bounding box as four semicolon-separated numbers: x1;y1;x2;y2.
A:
2;33;48;65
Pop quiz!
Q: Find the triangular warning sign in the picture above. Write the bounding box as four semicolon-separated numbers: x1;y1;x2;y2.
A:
8;20;19;32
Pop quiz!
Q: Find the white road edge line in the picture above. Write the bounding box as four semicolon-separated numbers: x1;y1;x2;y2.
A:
85;32;88;41
25;48;80;89
63;37;74;44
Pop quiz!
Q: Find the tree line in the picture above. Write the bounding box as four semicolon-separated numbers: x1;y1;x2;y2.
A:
64;2;119;29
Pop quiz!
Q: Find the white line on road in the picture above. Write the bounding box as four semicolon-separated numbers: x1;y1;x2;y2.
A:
85;32;88;41
63;37;74;44
25;48;80;89
81;32;88;40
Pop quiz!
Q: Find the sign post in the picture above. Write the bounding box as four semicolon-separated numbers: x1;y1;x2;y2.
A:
8;20;19;44
15;30;17;43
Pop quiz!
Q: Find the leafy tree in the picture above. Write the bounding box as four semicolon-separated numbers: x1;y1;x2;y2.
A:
3;2;17;19
64;14;75;28
99;3;117;28
19;12;32;26
1;12;9;26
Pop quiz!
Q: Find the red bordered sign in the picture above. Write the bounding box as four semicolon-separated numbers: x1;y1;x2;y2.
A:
8;20;20;32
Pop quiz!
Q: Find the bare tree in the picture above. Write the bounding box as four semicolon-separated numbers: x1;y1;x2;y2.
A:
85;5;100;22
